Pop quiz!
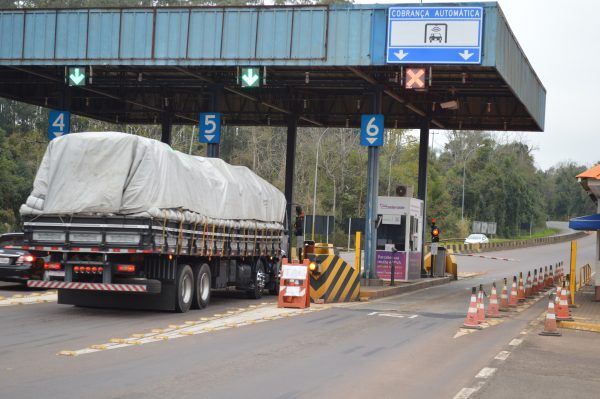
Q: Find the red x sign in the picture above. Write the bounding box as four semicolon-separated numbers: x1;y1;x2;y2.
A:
405;68;426;89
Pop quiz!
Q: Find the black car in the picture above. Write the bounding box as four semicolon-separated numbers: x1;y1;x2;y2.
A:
0;233;47;284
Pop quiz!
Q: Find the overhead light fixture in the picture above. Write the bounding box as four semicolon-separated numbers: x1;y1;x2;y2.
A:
462;72;467;84
440;100;459;110
345;118;349;128
303;99;308;109
487;102;492;113
305;72;310;84
138;73;142;82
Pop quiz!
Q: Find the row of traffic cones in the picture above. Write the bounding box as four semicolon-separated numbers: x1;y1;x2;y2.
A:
463;261;565;330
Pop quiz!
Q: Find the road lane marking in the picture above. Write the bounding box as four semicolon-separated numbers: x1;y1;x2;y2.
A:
0;291;57;307
509;338;523;346
58;303;328;357
494;351;511;361
367;311;418;319
475;367;496;379
453;387;477;399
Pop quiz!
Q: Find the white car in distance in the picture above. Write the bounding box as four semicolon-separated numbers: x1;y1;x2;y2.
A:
464;234;489;244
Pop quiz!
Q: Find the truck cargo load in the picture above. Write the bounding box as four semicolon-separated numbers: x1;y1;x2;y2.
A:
20;131;285;230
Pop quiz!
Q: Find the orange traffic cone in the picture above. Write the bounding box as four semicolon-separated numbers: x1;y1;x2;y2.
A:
463;287;482;329
487;282;501;318
500;278;510;311
539;293;562;336
532;270;539;295
525;271;533;298
549;265;555;286
556;282;574;321
538;267;544;292
477;284;486;323
544;266;550;289
517;272;526;302
509;276;519;308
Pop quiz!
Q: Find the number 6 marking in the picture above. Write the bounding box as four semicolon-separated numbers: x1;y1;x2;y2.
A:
366;117;379;136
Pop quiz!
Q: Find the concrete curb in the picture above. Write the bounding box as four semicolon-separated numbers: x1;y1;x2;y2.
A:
558;321;600;334
360;276;452;300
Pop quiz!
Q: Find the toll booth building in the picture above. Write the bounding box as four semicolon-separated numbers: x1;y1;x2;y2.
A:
569;165;600;300
376;196;423;281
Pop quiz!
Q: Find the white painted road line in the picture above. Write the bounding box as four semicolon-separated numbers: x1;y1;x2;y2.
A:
453;387;477;399
494;351;511;361
0;291;57;306
475;367;497;379
509;338;523;346
367;311;419;319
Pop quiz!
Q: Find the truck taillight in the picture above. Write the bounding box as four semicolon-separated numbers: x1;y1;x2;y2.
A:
44;262;61;270
116;264;136;273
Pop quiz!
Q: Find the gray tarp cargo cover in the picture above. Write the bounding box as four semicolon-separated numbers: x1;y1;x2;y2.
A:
20;132;286;229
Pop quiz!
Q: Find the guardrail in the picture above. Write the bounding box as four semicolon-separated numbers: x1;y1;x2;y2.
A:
579;264;593;290
425;231;588;255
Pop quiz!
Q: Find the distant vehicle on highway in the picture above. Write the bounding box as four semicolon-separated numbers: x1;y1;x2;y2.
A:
0;233;48;284
464;234;489;244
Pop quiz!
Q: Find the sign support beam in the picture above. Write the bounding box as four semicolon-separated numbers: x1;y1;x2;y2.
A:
364;88;382;283
207;86;222;158
418;113;430;277
284;114;298;256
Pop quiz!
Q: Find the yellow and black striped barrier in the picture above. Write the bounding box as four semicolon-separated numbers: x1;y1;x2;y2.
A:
309;254;360;303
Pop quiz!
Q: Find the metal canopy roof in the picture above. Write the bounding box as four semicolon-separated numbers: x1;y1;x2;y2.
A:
0;2;545;131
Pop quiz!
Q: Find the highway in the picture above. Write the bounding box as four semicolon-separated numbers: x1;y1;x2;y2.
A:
0;234;595;399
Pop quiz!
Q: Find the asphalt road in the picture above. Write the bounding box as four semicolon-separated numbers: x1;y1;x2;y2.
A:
0;234;595;399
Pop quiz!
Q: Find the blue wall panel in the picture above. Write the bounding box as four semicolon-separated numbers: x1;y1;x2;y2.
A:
88;10;120;59
119;10;152;59
55;11;88;59
23;11;55;59
291;8;326;59
0;12;23;59
328;8;370;64
255;9;292;59
188;9;222;59
155;9;188;59
221;9;257;59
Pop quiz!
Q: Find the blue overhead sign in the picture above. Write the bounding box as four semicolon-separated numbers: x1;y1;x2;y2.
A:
386;6;483;64
199;113;221;144
360;114;384;147
47;110;70;140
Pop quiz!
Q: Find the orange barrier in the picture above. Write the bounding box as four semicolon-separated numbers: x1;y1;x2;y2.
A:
278;258;310;309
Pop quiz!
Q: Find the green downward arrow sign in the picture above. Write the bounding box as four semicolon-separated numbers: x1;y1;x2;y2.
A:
69;67;86;86
241;68;259;87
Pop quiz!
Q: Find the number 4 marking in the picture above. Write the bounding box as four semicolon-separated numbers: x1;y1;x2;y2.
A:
52;113;65;131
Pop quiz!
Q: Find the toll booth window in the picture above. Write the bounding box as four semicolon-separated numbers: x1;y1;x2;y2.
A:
376;216;406;251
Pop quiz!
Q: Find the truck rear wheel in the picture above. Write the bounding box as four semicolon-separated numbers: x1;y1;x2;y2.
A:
192;263;211;309
175;265;194;313
247;261;266;299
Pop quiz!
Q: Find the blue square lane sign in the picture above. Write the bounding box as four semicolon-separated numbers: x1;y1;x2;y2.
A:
361;114;384;147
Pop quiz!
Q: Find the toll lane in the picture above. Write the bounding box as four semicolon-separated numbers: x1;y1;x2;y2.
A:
0;235;593;399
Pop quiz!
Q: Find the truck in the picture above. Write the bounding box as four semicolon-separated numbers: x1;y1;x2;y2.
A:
18;132;286;312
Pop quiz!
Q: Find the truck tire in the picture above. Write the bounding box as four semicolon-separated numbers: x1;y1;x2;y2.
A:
175;264;194;313
192;263;211;309
247;260;266;299
269;261;280;296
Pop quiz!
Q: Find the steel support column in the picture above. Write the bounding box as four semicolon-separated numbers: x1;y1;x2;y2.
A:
364;89;382;282
284;115;298;255
161;113;172;145
417;117;430;277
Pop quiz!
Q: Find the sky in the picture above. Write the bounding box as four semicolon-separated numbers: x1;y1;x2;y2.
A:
347;0;600;170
